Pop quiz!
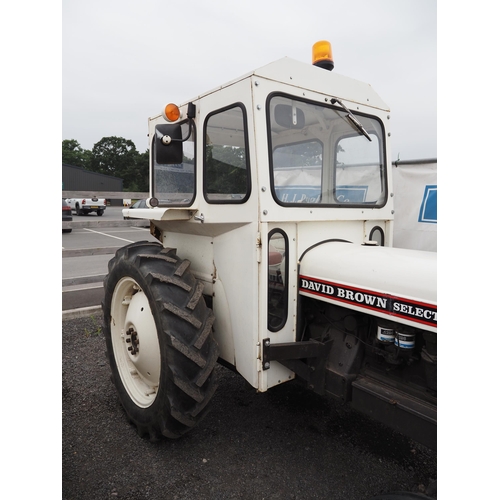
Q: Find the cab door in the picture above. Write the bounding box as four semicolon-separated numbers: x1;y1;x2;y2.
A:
194;80;262;388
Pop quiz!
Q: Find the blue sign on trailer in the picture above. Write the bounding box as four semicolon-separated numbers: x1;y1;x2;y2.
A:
418;185;437;224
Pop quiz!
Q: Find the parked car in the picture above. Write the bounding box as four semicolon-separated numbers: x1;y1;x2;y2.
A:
66;196;106;216
123;199;147;219
62;199;73;233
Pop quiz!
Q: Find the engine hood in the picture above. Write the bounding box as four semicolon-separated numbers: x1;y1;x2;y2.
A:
298;241;437;333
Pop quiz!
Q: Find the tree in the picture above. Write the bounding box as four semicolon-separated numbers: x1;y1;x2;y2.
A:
90;136;137;177
62;139;91;169
90;136;149;191
63;136;149;191
124;149;149;192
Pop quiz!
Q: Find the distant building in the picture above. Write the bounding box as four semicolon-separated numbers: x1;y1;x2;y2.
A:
62;163;124;206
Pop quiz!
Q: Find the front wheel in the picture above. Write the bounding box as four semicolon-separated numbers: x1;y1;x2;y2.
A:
102;241;219;440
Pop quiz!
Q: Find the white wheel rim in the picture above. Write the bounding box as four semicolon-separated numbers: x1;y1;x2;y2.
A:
110;276;161;408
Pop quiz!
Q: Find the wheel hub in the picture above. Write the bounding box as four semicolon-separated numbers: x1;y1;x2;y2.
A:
110;277;161;408
126;327;140;355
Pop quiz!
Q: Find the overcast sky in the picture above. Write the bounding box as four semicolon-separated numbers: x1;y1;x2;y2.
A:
63;0;436;161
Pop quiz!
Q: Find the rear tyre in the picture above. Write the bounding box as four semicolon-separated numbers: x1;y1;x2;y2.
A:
102;241;219;440
97;209;104;216
75;204;82;216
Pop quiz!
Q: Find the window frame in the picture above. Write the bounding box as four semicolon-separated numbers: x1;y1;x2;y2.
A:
151;118;197;207
267;228;289;332
203;102;252;205
266;92;388;209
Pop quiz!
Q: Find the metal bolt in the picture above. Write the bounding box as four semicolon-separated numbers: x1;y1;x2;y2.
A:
263;210;268;215
261;186;266;192
264;340;270;347
264;362;270;369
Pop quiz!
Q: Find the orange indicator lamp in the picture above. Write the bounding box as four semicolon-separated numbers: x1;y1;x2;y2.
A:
163;103;181;122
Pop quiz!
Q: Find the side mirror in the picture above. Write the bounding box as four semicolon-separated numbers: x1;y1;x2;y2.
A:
155;124;183;164
274;104;305;129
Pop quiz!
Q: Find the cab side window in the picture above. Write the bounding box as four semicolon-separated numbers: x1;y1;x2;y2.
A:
268;229;288;331
204;104;250;203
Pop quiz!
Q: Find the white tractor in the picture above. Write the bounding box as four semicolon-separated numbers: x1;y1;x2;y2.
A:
102;42;437;448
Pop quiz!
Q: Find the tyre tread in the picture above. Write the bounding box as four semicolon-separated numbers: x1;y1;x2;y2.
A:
194;313;215;349
149;272;192;292
174;259;191;277
195;346;218;387
162;301;202;329
173;376;205;403
187;281;204;310
170;336;206;368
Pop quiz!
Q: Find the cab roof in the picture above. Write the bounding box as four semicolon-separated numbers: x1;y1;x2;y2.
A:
197;56;390;112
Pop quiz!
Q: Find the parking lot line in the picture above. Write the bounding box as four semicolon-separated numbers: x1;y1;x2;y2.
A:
84;227;134;243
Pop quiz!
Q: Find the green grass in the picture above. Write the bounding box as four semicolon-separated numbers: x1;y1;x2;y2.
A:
84;315;102;337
